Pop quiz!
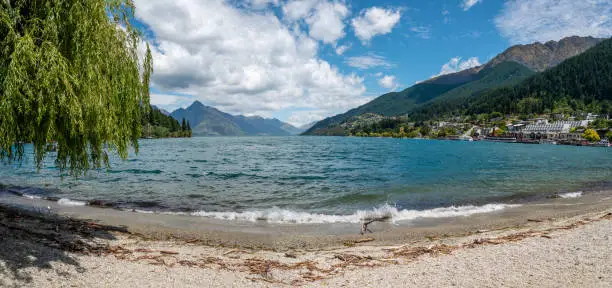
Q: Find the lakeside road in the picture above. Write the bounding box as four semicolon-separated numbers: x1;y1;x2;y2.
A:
1;201;611;287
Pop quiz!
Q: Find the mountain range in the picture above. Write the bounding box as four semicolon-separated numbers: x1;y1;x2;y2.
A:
304;36;607;135
169;101;305;136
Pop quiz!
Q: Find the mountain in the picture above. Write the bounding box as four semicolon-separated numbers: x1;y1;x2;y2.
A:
412;37;612;118
278;123;303;135
170;101;244;136
232;115;292;136
304;36;604;136
298;121;317;131
169;101;299;136
484;36;604;72
305;62;534;135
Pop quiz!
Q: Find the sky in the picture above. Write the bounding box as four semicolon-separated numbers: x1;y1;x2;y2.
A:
134;0;612;126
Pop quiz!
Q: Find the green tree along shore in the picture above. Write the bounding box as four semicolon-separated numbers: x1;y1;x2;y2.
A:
141;107;192;138
0;0;152;175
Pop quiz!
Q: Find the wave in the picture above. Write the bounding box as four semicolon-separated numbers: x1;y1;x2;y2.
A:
57;198;87;206
559;191;583;199
185;203;519;224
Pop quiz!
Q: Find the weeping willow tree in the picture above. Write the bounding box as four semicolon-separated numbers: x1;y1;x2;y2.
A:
0;0;153;175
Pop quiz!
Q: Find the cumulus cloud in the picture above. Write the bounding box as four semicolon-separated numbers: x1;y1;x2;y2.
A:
345;54;394;69
306;1;350;44
462;0;483;11
495;0;612;44
351;7;401;43
282;0;349;44
433;57;481;78
282;0;318;21
377;75;398;90
134;0;366;118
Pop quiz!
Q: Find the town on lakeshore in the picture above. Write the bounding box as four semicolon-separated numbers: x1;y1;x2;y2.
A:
345;112;612;147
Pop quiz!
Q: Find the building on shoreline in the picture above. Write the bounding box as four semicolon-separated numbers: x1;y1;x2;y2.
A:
497;120;590;143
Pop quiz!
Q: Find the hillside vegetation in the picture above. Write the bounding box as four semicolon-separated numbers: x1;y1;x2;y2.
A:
304;36;609;136
411;38;612;120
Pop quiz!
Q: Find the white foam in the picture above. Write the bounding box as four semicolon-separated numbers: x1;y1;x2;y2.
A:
57;198;87;206
187;203;519;224
22;193;42;200
559;191;583;199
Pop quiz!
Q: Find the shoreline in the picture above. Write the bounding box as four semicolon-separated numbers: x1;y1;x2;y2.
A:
1;189;611;251
0;192;610;287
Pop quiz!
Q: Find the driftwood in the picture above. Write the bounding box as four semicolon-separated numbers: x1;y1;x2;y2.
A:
360;215;391;234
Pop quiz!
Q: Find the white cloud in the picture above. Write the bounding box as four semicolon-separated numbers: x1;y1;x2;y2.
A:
377;75;398;90
282;0;318;21
335;44;350;55
151;94;182;106
433;57;481;78
282;0;349;44
345;54;394;69
495;0;612;44
150;93;194;111
134;0;366;119
351;7;401;43
462;0;483;11
287;110;328;126
306;1;349;44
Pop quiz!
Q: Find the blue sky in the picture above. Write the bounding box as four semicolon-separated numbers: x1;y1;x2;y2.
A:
135;0;612;126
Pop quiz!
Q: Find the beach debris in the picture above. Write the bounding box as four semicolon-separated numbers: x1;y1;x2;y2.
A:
223;248;250;256
354;237;375;243
159;250;179;255
425;235;441;241
527;219;544;223
360;215;391;234
284;252;297;258
343;237;375;247
392;244;456;260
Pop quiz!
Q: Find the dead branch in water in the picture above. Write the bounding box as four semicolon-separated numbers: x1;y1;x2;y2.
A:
360;215;391;234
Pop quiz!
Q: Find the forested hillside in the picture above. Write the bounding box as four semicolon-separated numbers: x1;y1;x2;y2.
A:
142;106;192;138
304;36;610;136
410;38;612;120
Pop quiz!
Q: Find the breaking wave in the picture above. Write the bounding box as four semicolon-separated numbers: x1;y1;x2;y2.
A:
559;191;583;199
57;198;87;206
177;203;519;224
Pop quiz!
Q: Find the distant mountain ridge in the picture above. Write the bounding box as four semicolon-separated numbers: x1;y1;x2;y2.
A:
304;36;605;136
484;36;604;72
169;101;303;136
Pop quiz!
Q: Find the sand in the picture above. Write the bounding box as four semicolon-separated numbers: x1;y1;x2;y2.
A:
1;200;611;288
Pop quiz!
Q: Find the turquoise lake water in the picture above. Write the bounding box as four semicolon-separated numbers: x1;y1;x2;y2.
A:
1;137;611;223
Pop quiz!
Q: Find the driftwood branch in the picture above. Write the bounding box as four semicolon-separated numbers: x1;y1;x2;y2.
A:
360;215;391;234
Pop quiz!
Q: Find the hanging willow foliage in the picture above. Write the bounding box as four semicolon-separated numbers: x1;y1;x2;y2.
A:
0;0;153;175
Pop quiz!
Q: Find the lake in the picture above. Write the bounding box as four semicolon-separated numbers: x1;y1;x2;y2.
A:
1;137;611;224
